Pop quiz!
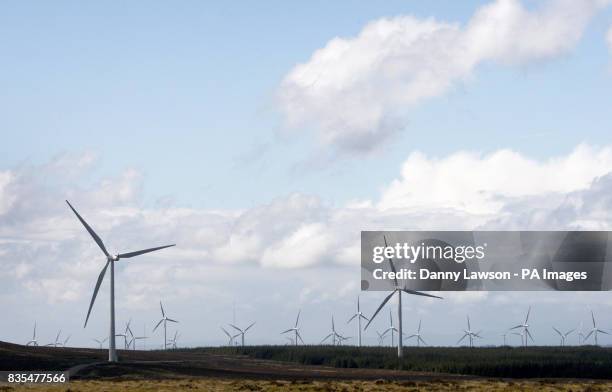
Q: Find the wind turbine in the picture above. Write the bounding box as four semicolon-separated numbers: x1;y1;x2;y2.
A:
281;310;303;346
26;322;38;346
61;335;71;347
153;301;179;350
383;308;398;347
230;322;256;347
552;327;575;347
578;321;585;345
221;327;240;346
501;332;507;346
347;296;369;347
167;331;180;349
364;235;442;358
93;337;108;349
376;330;387;346
510;306;534;347
585;310;609;346
457;315;482;348
321;315;342;345
45;330;62;347
407;319;427;347
66;200;175;362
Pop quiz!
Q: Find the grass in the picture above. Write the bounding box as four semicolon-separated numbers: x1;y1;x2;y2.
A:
3;378;612;392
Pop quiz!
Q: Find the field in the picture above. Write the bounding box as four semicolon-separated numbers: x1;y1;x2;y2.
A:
2;341;612;391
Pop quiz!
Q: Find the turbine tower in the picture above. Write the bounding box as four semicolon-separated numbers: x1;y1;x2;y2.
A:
510;306;534;347
347;296;369;347
552;327;575;347
281;310;303;346
407;319;427;347
585;310;609;346
457;315;482;348
26;322;38;346
66;200;175;362
153;301;179;350
230;322;256;347
364;236;442;358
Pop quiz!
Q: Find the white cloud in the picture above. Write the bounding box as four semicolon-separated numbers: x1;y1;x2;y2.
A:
378;144;612;214
278;0;609;153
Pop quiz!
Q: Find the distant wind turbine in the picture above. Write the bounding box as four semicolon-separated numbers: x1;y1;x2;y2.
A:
407;319;427;347
347;296;369;347
221;327;239;346
45;330;62;347
281;310;303;346
167;331;180;349
364;235;442;358
153;301;179;350
510;306;534;347
321;315;343;345
457;315;482;348
230;322;256;347
585;310;609;346
93;337;108;349
66;200;175;362
376;330;387;346
552;327;575;347
26;322;38;346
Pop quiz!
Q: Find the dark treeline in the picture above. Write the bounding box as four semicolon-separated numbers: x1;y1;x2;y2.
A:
195;345;612;379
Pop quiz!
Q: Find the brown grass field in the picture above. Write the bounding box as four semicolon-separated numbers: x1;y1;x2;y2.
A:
3;378;612;391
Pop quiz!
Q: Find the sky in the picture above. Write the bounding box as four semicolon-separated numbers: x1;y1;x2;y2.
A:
1;0;612;349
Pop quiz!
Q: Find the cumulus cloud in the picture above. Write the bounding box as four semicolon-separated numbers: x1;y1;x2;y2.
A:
278;0;609;153
378;144;612;214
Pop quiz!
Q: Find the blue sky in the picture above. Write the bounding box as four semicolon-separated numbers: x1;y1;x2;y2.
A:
2;0;610;210
2;0;612;348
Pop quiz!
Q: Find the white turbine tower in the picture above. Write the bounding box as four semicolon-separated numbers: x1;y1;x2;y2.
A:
281;310;303;346
407;319;427;347
585;310;609;346
347;296;369;347
66;201;175;362
230;322;256;347
364;236;442;358
153;301;179;350
510;306;534;347
552;327;575;347
457;315;482;348
26;322;38;346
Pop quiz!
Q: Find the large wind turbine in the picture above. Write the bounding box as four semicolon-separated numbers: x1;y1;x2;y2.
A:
510;306;534;347
26;322;38;346
407;319;427;347
347;296;369;347
281;310;303;346
457;315;482;348
585;310;609;346
230;322;256;347
364;235;442;358
552;327;575;347
153;301;179;350
66;200;175;362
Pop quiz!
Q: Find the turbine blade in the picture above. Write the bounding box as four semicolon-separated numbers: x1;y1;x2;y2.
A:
509;325;523;330
295;310;301;328
281;328;293;334
221;327;231;338
457;333;468;345
525;306;531;324
320;333;333;344
152;319;163;332
166;318;178;323
591;310;596;328
347;314;357;324
84;260;110;327
402;288;442;299
244;322;256;332
467;315;471;330
598;329;610;335
229;324;242;333
585;330;593;341
364;291;395;330
66;200;109;257
296;331;304;344
418;319;422;333
117;244;175;259
383;235;398;287
419;336;427;346
160;301;165;317
526;329;535;342
553;327;562;336
360;314;370;321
